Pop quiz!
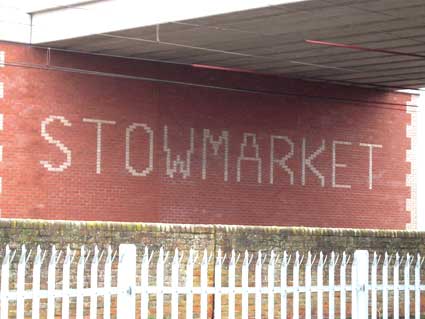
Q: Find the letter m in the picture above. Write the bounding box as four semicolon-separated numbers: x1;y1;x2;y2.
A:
202;129;229;181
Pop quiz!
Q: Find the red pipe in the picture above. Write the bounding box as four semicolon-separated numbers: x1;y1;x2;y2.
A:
305;39;425;59
191;63;270;76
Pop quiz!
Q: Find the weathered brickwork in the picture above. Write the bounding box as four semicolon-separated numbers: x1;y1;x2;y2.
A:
0;42;414;228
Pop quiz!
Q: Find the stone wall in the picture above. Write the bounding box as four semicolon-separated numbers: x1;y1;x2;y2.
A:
3;218;424;255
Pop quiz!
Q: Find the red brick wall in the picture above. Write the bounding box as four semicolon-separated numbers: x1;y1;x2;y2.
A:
0;42;412;229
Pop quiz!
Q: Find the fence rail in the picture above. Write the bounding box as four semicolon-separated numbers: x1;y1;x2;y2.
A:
0;244;424;318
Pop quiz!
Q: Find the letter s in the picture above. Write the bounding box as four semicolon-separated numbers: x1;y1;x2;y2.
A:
40;115;72;172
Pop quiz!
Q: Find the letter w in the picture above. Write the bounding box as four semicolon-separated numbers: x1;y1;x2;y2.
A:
163;126;194;179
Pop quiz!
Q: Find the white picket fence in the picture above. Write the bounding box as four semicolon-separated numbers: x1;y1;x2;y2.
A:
0;244;424;318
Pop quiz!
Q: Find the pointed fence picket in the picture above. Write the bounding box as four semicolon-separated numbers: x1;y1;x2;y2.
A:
171;248;181;319
293;251;301;319
214;249;225;319
317;252;325;319
0;244;424;318
141;246;151;319
62;245;73;319
328;251;337;319
32;246;43;319
305;251;312;319
254;250;263;319
280;251;289;319
103;246;114;319
200;249;209;319
383;252;390;319
371;252;379;319
416;254;422;318
241;250;250;319
340;252;348;319
228;250;236;319
394;253;400;319
405;253;413;319
267;250;277;319
16;245;27;319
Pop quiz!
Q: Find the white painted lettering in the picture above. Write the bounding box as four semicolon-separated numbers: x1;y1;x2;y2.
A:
163;126;194;178
270;135;294;185
202;129;229;181
237;133;262;183
359;143;383;189
332;140;352;189
40;115;72;172
83;118;116;174
302;138;325;187
126;123;154;177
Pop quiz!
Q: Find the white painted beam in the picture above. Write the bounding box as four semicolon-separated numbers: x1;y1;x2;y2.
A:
0;6;31;43
31;0;306;44
25;0;96;13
